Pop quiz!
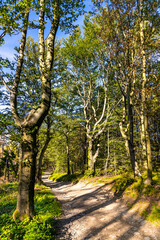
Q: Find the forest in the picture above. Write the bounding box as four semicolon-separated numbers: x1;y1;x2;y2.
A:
0;0;160;239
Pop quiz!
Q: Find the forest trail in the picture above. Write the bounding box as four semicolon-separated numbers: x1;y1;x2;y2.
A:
42;172;160;240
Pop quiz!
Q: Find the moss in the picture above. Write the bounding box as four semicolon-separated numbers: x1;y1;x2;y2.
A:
13;209;20;221
20;214;29;221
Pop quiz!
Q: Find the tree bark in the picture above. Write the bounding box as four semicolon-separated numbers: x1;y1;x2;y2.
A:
4;153;9;181
66;135;71;175
139;0;152;184
37;137;51;184
14;130;37;219
88;139;99;171
119;95;140;177
37;116;52;183
105;127;110;171
83;129;88;172
11;0;59;220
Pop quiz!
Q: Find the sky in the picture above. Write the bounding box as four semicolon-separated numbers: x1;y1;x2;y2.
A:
0;0;94;61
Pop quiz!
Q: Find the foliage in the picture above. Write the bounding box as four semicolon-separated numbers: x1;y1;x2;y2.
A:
0;183;61;240
83;169;103;178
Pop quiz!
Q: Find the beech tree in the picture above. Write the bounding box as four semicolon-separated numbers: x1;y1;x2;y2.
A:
0;0;84;219
62;20;120;171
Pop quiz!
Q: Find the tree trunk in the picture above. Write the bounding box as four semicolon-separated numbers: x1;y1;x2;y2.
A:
88;139;99;171
105;127;110;172
114;150;117;176
4;153;9;181
88;140;94;170
37;137;51;184
82;129;88;174
139;0;152;184
119;94;141;177
13;130;37;220
66;135;70;175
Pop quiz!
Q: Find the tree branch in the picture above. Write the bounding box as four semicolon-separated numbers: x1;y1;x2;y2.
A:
10;11;29;126
0;75;12;93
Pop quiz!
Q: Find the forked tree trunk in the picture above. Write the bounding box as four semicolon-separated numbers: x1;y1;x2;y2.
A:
14;130;37;219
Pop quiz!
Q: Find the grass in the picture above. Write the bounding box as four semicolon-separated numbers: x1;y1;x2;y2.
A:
49;172;83;183
0;182;61;240
110;173;160;228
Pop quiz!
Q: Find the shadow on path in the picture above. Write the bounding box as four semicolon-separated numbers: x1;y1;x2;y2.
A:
42;173;160;240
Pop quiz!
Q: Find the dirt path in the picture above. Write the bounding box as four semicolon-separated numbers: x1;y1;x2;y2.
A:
42;172;160;240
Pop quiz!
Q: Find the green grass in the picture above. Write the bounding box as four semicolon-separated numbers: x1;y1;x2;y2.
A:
110;172;160;227
49;173;83;183
49;169;105;183
0;183;61;240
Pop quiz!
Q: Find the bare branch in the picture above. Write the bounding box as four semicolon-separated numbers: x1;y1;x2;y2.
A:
0;30;6;40
0;75;12;93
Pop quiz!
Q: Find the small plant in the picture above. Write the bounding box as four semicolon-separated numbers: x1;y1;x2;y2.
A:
83;169;95;178
0;183;61;240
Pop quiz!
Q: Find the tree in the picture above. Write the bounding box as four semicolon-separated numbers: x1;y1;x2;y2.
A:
92;0;159;179
0;0;28;44
62;21;119;172
0;0;84;219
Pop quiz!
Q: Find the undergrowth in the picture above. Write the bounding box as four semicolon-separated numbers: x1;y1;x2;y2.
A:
111;173;160;227
49;169;104;183
49;173;83;183
0;183;61;240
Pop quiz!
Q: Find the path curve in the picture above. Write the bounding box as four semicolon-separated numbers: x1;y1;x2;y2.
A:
42;172;160;240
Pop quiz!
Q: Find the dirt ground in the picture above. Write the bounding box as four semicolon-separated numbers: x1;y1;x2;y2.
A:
42;172;160;240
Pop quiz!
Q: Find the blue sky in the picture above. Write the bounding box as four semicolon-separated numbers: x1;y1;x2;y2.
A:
0;0;94;60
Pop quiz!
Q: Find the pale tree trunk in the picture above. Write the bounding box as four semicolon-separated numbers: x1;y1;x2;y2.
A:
139;0;152;184
76;52;113;173
88;139;100;171
82;128;88;174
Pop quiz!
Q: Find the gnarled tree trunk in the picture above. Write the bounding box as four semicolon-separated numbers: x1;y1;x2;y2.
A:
16;130;37;218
